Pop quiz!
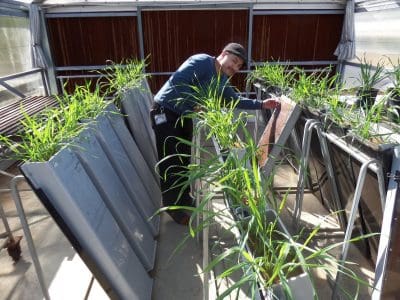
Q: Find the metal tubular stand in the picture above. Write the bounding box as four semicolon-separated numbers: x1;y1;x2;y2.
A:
294;119;318;226
332;158;385;300
193;123;210;300
287;118;389;299
323;132;386;299
372;146;400;300
254;83;262;142
203;190;210;300
0;170;22;262
10;175;50;300
315;123;346;228
0;196;15;249
287;129;303;173
294;119;344;229
193;121;201;242
323;132;387;212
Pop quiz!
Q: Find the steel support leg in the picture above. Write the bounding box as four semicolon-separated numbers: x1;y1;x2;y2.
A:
332;159;385;299
194;122;201;242
192;124;210;300
0;197;13;240
10;175;50;300
314;124;346;228
0;170;22;262
294;119;345;229
294;119;318;227
372;146;400;300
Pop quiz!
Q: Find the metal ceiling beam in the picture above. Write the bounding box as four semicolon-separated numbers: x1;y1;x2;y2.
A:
41;1;345;13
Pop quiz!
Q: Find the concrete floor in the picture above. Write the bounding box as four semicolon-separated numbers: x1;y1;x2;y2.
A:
0;165;76;300
0;158;375;299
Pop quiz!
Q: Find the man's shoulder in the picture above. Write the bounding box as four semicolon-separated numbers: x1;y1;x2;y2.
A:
178;53;214;73
189;53;214;63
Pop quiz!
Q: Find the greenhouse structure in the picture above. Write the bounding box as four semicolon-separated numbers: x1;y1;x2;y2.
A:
1;0;400;299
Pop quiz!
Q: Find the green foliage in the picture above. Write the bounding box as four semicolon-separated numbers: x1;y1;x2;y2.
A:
154;77;372;298
349;97;390;142
162;126;372;298
389;58;400;87
357;56;386;95
102;57;149;105
290;67;340;109
0;108;71;162
387;57;400;97
321;85;356;131
248;62;294;94
0;82;108;162
186;75;248;150
248;58;400;146
0;58;148;162
58;81;109;124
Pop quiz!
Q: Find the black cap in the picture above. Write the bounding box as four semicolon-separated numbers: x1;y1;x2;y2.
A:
223;42;247;66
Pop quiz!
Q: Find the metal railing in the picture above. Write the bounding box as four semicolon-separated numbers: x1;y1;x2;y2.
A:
0;68;49;99
54;60;338;99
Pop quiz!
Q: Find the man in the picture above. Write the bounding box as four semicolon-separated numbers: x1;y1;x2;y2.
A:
151;42;280;225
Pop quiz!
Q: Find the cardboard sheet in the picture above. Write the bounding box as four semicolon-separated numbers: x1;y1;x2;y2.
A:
257;96;301;175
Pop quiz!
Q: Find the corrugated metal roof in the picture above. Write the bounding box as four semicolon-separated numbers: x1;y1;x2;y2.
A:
39;0;346;14
41;0;345;6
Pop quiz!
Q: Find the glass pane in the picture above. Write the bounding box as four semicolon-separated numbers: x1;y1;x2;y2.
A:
342;8;400;89
0;15;31;77
0;15;43;107
0;73;43;108
354;8;400;64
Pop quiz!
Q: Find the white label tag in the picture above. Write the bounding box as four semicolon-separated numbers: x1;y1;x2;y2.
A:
154;113;167;125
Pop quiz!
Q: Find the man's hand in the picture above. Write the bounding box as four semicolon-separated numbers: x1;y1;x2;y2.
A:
261;98;281;110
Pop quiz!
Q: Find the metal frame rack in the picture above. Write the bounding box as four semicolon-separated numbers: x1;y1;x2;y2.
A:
295;118;398;300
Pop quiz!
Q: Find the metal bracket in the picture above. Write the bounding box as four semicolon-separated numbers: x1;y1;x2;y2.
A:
387;170;400;184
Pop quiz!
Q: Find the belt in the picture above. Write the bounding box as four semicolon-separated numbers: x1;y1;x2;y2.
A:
152;102;181;120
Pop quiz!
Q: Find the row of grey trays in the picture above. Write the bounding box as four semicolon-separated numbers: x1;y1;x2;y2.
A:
20;84;161;299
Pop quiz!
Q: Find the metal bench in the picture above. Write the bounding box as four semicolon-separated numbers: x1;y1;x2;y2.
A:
0;95;58;267
0;95;58;137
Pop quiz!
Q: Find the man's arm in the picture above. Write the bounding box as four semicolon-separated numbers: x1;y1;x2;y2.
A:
222;85;280;110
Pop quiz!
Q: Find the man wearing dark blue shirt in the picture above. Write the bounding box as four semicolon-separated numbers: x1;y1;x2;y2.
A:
151;43;280;225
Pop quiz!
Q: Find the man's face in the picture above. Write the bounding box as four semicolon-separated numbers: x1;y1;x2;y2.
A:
219;51;244;77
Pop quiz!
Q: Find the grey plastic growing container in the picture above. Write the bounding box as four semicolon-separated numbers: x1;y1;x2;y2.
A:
91;109;160;234
73;128;157;271
106;104;162;203
121;87;158;180
20;147;153;299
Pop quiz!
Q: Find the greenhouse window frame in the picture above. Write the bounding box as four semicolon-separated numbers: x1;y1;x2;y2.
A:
0;68;49;99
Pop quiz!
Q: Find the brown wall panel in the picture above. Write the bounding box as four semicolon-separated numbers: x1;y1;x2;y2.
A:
47;17;139;66
46;12;343;94
142;10;249;92
252;14;343;62
257;15;290;61
313;14;343;60
287;15;318;60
